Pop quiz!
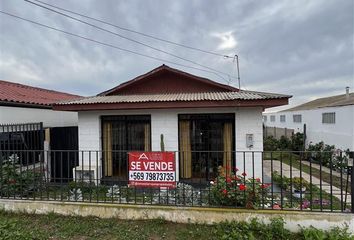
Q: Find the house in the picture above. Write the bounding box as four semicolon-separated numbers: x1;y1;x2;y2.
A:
53;65;291;181
0;80;80;127
263;87;354;150
0;80;82;169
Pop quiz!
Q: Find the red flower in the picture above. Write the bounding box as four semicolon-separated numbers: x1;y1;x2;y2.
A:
234;167;239;172
232;176;240;181
256;178;261;182
239;184;246;191
222;189;228;195
226;177;232;183
8;179;16;184
273;204;281;210
260;184;269;189
241;172;247;177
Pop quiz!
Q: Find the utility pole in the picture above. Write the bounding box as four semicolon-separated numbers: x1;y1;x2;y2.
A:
234;54;241;90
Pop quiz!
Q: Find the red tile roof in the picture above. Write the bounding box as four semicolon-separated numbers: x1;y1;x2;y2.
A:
0;80;82;107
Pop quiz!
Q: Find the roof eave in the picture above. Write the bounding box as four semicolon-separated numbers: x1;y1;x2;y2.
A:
53;98;289;111
0;100;52;109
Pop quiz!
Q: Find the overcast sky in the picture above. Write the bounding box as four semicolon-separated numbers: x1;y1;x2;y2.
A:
0;0;353;111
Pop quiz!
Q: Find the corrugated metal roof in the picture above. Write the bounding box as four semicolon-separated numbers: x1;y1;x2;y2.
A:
56;90;290;105
0;80;82;106
282;92;354;111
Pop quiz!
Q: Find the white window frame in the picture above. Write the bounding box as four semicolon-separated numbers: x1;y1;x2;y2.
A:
293;114;302;123
322;112;335;124
280;115;286;122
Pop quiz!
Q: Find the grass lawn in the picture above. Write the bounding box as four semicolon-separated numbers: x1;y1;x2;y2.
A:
0;211;353;240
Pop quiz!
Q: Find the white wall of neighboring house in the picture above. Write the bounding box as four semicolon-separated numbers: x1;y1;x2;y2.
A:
77;107;264;179
263;105;354;150
0;106;78;128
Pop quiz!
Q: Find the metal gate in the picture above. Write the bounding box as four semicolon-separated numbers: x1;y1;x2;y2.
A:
0;122;44;164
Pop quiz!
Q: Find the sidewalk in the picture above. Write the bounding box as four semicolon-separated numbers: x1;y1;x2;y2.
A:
263;160;351;204
301;161;351;181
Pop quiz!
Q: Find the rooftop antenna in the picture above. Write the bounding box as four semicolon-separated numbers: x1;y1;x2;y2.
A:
233;54;241;90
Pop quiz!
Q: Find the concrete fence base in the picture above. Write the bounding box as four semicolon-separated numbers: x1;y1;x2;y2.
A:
0;199;353;234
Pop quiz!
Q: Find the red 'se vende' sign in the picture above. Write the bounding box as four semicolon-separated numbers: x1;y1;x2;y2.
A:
128;152;176;188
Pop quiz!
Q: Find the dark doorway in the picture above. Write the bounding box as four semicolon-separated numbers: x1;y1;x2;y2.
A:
50;126;78;182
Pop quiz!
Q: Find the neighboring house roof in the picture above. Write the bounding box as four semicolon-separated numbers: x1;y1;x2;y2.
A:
54;65;291;111
0;80;82;108
282;92;354;112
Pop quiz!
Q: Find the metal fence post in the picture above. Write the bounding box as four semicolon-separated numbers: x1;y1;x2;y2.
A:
350;152;354;213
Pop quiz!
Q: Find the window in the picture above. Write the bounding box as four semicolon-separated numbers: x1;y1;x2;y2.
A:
263;116;267;122
280;115;286;122
270;115;275;122
293;114;302;123
322;112;335;124
178;114;235;180
101;115;151;178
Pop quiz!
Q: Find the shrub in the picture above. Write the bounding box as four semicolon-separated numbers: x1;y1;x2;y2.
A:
264;136;279;151
332;149;350;173
292;177;309;191
210;166;270;208
271;171;290;190
306;142;335;167
278;136;292;150
0;154;43;197
291;133;304;151
152;183;202;206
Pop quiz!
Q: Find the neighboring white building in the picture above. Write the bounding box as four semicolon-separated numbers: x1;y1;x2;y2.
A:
0;80;80;127
263;87;354;150
54;65;290;181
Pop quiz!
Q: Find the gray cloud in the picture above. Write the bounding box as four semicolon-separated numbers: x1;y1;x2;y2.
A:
0;0;353;110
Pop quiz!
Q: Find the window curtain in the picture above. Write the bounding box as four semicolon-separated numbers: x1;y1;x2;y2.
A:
223;122;232;176
144;123;151;151
179;120;192;178
103;122;113;177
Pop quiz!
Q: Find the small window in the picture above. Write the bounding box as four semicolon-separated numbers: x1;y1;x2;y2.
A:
293;114;302;123
280;115;286;122
263;116;267;122
270;115;275;122
322;112;335;124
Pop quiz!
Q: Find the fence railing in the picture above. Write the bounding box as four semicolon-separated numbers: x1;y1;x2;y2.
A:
0;150;353;213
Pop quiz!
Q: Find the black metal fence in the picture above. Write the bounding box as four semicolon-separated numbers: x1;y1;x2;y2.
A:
0;122;44;165
0;149;353;213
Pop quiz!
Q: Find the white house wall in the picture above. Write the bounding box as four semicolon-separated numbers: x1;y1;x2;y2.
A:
0;106;78;128
77;107;264;179
264;105;354;150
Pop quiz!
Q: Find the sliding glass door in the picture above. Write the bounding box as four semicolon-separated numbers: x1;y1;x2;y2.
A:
179;114;235;180
102;115;151;179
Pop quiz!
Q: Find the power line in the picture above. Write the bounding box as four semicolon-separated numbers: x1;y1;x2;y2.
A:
24;0;237;79
0;11;231;83
30;0;233;59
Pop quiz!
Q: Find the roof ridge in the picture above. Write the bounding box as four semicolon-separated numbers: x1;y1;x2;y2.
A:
97;64;239;96
281;92;353;112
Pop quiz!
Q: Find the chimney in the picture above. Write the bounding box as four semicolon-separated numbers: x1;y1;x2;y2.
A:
346;86;350;99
